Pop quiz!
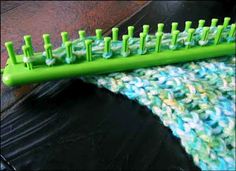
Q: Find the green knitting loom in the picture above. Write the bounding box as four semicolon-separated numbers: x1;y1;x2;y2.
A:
1;17;235;86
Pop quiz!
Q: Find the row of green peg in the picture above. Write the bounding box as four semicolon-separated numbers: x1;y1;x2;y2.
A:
111;26;136;41
5;35;34;67
38;20;236;64
4;17;235;69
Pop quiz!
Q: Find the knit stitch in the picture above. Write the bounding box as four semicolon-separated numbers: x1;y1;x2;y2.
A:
82;55;236;170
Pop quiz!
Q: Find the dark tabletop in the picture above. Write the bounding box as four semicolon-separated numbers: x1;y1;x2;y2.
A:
1;1;235;170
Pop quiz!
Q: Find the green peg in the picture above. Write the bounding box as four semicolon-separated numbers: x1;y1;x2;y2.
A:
138;32;147;54
171;30;180;47
65;41;73;58
143;25;149;35
103;37;112;59
44;44;53;59
186;29;195;42
210;18;218;27
79;30;86;40
5;42;17;65
43;34;51;45
24;35;34;55
157;23;164;33
22;45;29;67
185;28;195;49
122;35;129;53
198;19;205;28
223;17;231;28
61;32;69;44
104;37;111;53
22;45;30;57
214;25;224;45
85;39;92;62
184;21;192;32
112;28;119;41
171;22;178;33
200;27;210;42
22;45;33;70
155;32;163;52
228;24;236;38
128;26;134;38
95;29;102;40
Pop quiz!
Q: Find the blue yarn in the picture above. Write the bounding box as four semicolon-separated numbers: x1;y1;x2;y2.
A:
82;53;235;171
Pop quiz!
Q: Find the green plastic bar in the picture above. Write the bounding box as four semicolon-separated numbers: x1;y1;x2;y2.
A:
112;28;119;41
22;45;33;70
143;25;149;35
5;42;17;65
171;22;178;33
104;37;111;53
223;17;231;28
96;29;102;40
155;32;163;52
171;30;180;46
3;18;236;87
61;32;69;44
79;30;86;40
3;43;235;86
228;24;236;37
65;41;73;58
122;35;129;53
157;23;164;33
128;26;134;38
184;21;192;32
198;19;205;28
43;34;51;45
85;39;92;62
139;32;147;54
44;44;53;59
201;27;210;41
24;35;34;55
185;28;195;49
214;25;224;45
210;18;218;27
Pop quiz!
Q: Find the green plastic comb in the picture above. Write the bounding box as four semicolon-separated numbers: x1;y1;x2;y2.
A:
2;17;235;86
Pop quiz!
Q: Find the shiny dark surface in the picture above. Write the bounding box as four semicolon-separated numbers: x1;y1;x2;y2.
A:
1;1;235;170
1;79;200;170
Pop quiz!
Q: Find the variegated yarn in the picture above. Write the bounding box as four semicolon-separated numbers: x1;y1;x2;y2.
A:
82;55;236;171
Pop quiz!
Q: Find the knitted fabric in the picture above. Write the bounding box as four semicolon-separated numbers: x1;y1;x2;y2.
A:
82;55;236;171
